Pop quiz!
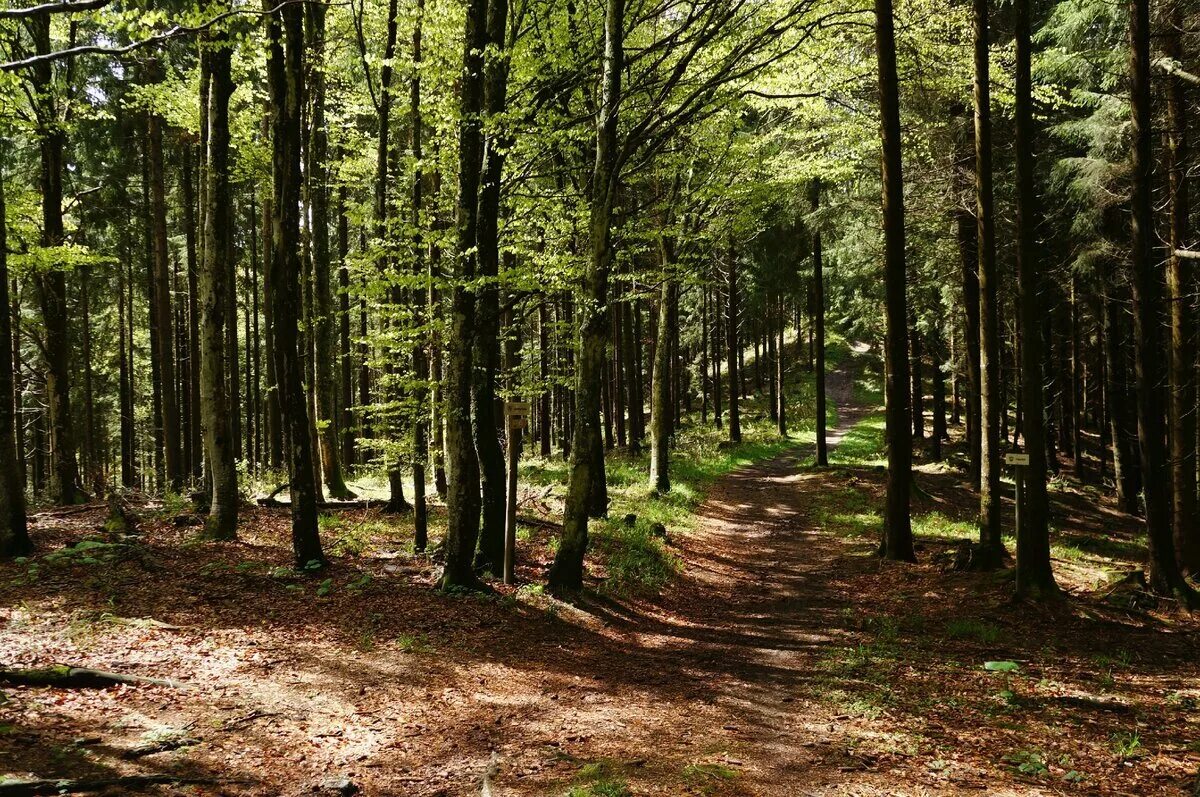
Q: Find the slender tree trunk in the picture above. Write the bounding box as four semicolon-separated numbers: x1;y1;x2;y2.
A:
182;146;203;480
0;152;30;557
337;181;353;470
875;0;915;561
409;0;429;550
767;292;778;423
539;296;552;457
701;286;709;424
473;0;513;574
1013;0;1056;598
1165;1;1197;574
812;182;825;458
649;243;675;493
931;322;948;459
262;109;282;470
267;0;324;567
199;41;238;541
1128;0;1192;600
31;12;83;506
621;294;641;452
974;0;1001;559
119;250;134;488
910;310;924;443
726;238;741;443
306;0;352;500
549;0;622;592
147;71;181;492
778;294;788;437
440;0;488;589
1070;275;1086;482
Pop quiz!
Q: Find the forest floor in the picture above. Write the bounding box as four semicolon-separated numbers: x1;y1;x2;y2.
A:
3;345;1200;796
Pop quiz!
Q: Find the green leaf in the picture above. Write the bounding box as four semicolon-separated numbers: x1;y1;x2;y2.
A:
984;661;1020;673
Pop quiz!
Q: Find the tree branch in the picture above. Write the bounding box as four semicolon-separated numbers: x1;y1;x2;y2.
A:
0;0;109;21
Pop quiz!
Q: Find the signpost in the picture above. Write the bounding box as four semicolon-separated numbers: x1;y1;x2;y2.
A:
503;401;530;584
1004;451;1029;538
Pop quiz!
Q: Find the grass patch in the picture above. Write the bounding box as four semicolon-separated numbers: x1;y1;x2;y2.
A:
570;759;632;797
829;413;886;466
945;618;1002;644
911;512;975;542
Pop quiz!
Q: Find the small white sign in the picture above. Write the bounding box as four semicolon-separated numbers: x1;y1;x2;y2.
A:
505;401;531;416
1005;452;1030;466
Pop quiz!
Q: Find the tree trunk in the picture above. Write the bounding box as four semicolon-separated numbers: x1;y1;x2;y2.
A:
306;0;352;500
199;41;239;541
875;0;915;561
181;145;203;480
1128;0;1192;600
439;0;488;590
409;0;429;551
147;68;182;492
31;12;83;506
539;297;552;457
812;182;824;458
267;0;324;568
726;238;741;444
0;151;30;557
337;181;354;470
973;0;1001;559
1165;1;1197;574
910;310;924;443
649;245;674;493
549;0;622;592
473;0;513;575
1013;0;1056;599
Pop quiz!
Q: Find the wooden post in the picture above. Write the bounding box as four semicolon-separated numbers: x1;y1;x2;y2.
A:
1005;450;1029;541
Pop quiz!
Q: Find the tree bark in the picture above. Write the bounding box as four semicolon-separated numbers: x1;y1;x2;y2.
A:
875;0;915;561
199;41;238;541
31;12;83;505
1165;0;1197;574
472;0;513;574
726;237;741;443
649;243;675;493
181;145;202;480
0;151;30;557
1128;0;1192;600
439;0;488;590
548;0;622;592
267;0;324;568
409;0;429;550
973;0;1001;559
812;182;824;458
147;62;181;492
305;0;352;500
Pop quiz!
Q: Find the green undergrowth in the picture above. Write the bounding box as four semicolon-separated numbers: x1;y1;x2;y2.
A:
540;334;849;596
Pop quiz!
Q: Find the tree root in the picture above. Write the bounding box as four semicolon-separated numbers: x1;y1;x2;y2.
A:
0;665;183;689
0;775;240;796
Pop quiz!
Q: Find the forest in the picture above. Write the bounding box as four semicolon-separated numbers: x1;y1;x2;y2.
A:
1;0;1200;793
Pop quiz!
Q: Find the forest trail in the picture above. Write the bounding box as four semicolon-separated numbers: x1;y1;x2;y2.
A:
4;347;1198;796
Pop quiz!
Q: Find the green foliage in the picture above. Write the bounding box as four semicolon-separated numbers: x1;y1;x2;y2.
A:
1003;749;1049;776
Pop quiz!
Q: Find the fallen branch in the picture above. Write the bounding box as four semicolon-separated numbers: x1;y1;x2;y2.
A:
0;775;240;796
0;665;184;689
120;736;200;759
516;515;562;531
257;497;377;510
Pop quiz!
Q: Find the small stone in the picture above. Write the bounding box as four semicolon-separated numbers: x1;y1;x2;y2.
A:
315;776;358;796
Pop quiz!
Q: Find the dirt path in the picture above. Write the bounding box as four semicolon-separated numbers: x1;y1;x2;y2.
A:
4;350;1199;795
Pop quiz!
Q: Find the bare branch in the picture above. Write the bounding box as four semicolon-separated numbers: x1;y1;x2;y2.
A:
0;0;109;20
